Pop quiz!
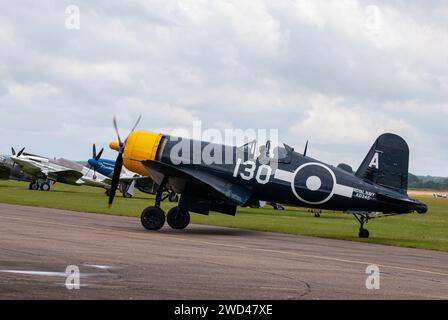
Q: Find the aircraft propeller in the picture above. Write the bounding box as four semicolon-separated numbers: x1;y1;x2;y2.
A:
92;144;104;161
108;115;142;208
303;140;309;157
11;147;25;168
11;147;25;157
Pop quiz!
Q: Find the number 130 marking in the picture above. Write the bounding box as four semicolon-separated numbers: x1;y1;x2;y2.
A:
233;159;272;185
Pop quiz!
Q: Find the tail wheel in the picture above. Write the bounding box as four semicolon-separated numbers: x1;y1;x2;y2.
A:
40;182;50;191
167;206;190;230
123;193;133;198
141;206;165;231
354;214;371;238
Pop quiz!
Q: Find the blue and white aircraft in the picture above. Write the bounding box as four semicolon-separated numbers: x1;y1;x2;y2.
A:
87;145;169;199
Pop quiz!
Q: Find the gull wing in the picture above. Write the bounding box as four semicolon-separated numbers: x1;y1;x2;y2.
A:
142;160;252;206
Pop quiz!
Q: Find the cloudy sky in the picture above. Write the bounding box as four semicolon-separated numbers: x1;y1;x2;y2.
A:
0;0;447;175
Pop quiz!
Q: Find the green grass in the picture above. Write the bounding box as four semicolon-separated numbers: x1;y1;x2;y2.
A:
1;180;447;251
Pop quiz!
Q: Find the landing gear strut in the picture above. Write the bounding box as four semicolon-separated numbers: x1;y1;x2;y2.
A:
140;177;190;231
141;177;168;230
354;214;370;238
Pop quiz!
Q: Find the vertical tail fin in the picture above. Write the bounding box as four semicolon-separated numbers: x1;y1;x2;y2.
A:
356;133;409;194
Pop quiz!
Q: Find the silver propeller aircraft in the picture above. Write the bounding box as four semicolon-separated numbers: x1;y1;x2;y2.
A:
9;147;155;198
10;147;111;192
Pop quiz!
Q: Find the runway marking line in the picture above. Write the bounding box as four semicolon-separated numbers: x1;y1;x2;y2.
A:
1;214;448;278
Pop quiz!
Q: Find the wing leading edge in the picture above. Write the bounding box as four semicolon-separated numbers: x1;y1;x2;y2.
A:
141;160;252;206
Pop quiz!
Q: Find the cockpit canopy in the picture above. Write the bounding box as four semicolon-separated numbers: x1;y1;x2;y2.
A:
237;140;294;163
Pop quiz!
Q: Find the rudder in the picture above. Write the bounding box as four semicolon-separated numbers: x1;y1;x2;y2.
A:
356;133;409;194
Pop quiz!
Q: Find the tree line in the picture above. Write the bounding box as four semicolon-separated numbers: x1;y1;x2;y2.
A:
409;174;448;190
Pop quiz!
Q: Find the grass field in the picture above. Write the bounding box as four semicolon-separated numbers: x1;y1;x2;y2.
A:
0;180;447;251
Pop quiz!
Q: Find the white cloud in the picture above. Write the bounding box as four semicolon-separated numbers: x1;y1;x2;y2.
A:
289;95;412;144
0;0;446;175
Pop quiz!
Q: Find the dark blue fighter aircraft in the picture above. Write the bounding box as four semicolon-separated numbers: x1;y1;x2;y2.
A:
107;118;428;238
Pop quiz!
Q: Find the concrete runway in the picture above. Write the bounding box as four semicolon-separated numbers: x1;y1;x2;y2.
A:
0;203;447;300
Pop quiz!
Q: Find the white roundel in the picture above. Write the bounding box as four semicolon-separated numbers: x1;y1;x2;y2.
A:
306;176;322;191
291;162;336;205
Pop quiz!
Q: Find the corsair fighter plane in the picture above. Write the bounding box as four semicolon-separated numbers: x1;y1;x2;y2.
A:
108;118;427;238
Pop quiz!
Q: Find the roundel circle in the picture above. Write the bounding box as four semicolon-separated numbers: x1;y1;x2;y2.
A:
291;162;336;205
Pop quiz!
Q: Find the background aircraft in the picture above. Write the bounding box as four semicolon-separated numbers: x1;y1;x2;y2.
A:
10;147;115;193
87;144;178;200
106;118;427;238
0;154;33;182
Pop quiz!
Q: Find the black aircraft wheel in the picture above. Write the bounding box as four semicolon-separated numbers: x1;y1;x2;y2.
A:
105;189;111;197
359;228;370;238
30;182;39;191
40;182;50;191
314;212;321;218
141;206;165;231
167;207;190;230
123;192;133;198
168;192;179;203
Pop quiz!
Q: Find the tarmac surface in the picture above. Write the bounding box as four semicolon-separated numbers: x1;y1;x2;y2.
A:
0;203;447;300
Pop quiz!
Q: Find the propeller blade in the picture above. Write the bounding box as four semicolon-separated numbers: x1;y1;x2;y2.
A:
108;115;141;208
303;140;308;157
95;148;104;161
17;148;25;157
93;144;97;159
129;115;142;134
113;116;123;146
108;152;123;208
11;147;16;156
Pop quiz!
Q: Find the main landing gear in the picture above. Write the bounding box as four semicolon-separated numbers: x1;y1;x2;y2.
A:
166;207;190;229
140;178;190;231
354;214;370;238
29;180;51;192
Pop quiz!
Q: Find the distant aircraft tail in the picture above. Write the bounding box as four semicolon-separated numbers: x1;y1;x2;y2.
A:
355;133;409;194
